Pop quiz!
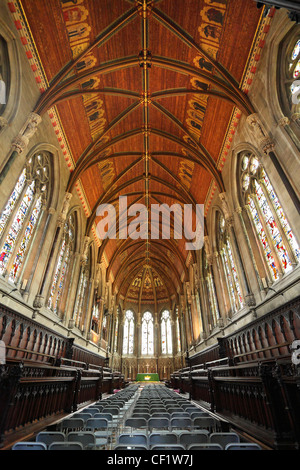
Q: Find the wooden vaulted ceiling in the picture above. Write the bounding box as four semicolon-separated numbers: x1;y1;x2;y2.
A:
20;0;263;304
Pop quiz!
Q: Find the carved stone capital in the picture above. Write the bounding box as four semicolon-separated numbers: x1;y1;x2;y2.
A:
245;293;256;308
33;294;44;309
278;116;290;127
291;113;300;123
235;206;243;215
226;215;235;229
261;138;275;156
48;207;56;215
11;135;28;155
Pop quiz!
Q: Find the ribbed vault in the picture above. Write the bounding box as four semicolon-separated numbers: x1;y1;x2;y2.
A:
20;0;263;303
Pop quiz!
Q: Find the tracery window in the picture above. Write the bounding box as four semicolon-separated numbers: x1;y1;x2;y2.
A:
217;213;244;314
101;314;107;341
279;30;300;114
0;152;49;283
0;35;10;116
47;212;76;315
176;314;181;353
91;294;100;334
161;309;172;355
240;152;299;282
141;311;154;355
203;251;220;328
73;246;91;329
123;309;134;355
114;314;119;353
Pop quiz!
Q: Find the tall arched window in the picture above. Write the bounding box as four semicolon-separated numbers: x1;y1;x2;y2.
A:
203;251;220;329
91;294;100;335
217;212;244;314
73;246;91;329
161;309;172;355
123;309;134;355
47;212;76;315
114;311;119;353
278;28;300;118
0;152;49;283
176;312;181;353
0;35;10;116
141;311;154;355
240;152;300;283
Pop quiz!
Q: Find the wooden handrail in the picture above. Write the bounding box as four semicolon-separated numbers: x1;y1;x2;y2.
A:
6;345;56;360
232;341;291;360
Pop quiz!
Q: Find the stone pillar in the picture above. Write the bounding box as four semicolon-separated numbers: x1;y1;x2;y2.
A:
33;191;73;309
219;192;255;306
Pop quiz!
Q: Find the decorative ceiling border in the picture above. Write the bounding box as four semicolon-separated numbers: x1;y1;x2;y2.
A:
204;6;276;217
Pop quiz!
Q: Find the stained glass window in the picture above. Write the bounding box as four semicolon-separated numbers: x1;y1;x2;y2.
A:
254;180;293;273
207;271;220;327
0;153;49;283
73;248;91;328
123;310;134;355
141;311;154;355
161;310;172;354
262;170;300;261
203;251;220;328
240;152;299;281
48;213;75;314
280;35;300;108
0;35;10;116
9;195;43;283
248;196;279;281
114;316;119;352
0;169;26;238
176;316;181;353
218;213;244;314
91;295;99;334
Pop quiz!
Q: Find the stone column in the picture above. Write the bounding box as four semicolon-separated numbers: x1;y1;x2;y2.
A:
23;207;56;302
33;191;73;308
219;192;255;306
63;251;81;328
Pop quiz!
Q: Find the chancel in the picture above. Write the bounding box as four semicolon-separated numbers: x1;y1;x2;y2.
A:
0;0;299;453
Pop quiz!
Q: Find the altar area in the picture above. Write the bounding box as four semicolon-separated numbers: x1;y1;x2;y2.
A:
136;373;160;382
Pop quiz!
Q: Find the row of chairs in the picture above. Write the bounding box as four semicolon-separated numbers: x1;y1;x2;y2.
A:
12;383;140;451
54;415;219;438
11;430;262;451
11;384;262;450
114;443;262;451
114;431;243;450
123;416;219;433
